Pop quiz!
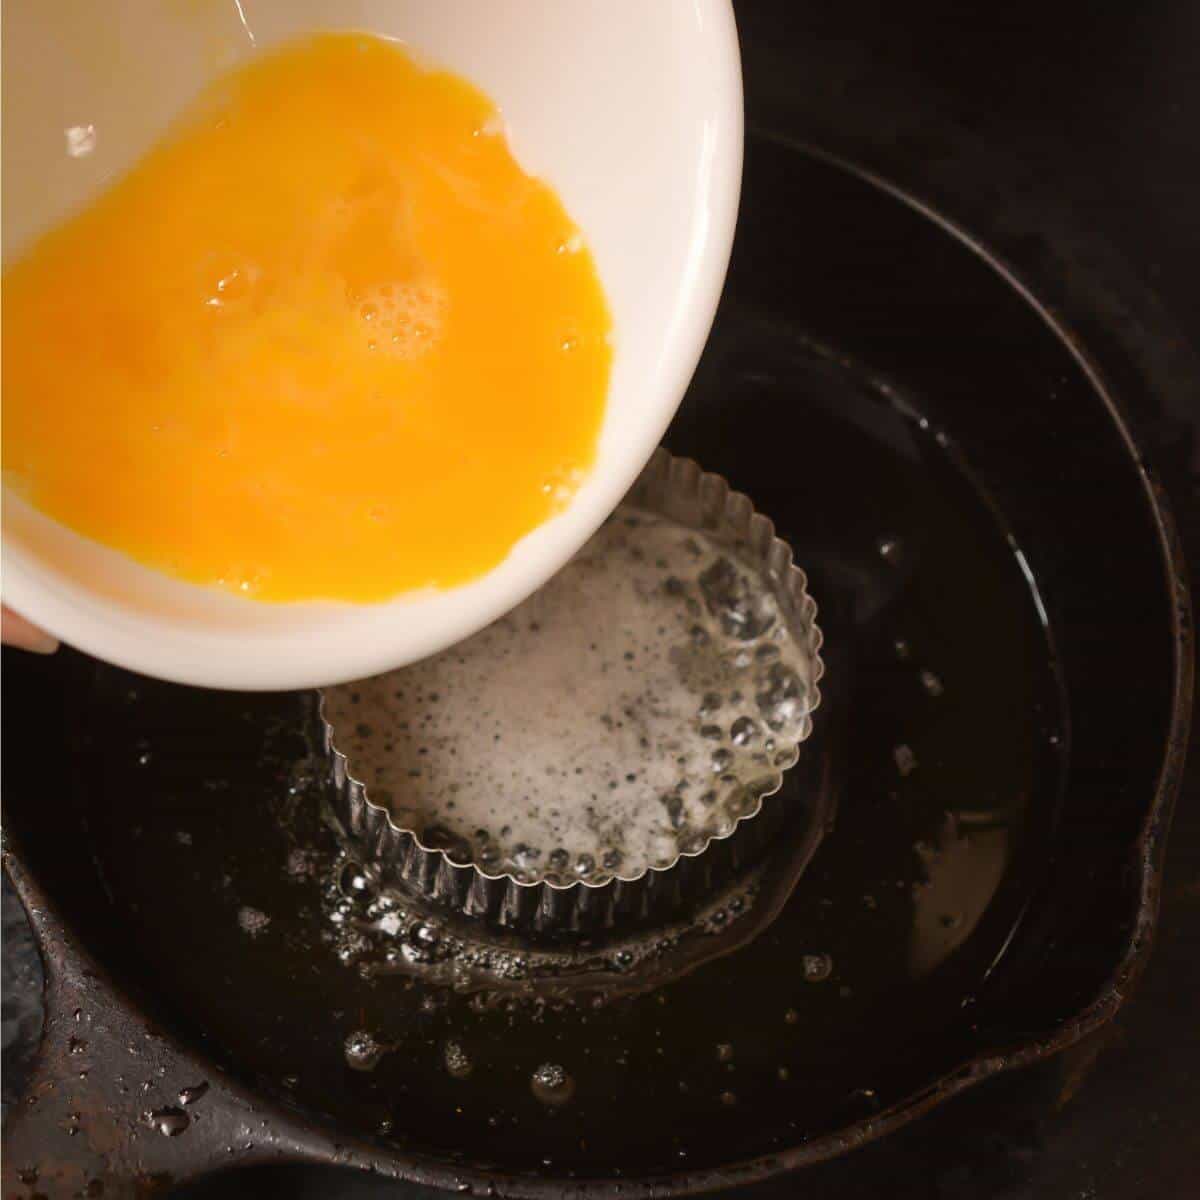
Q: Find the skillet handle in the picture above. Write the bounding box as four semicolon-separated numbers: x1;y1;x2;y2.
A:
1;856;319;1200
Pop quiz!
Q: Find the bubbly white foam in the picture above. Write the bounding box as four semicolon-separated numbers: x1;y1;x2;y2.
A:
323;509;817;883
353;279;446;358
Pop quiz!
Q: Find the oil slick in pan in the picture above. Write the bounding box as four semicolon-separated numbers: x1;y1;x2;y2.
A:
2;33;612;603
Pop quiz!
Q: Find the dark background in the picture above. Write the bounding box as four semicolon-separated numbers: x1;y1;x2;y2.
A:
5;1;1198;1196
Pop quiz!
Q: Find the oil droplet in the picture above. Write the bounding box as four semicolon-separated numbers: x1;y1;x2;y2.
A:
715;1043;734;1063
344;1030;386;1072
531;1063;575;1107
339;860;376;903
893;744;918;777
401;920;444;964
802;953;833;983
919;669;944;697
877;536;903;564
237;907;271;937
444;1040;474;1079
145;1106;189;1136
179;1082;210;1106
783;1008;800;1025
719;1091;738;1107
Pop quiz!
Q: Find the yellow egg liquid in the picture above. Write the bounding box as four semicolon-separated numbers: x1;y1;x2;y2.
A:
2;34;611;602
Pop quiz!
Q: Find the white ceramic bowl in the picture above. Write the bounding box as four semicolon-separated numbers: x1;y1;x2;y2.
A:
1;0;742;690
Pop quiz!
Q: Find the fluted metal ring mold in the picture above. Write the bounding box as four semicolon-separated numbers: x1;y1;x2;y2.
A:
320;449;824;940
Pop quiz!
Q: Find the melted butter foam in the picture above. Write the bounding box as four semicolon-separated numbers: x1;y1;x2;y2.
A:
323;509;818;884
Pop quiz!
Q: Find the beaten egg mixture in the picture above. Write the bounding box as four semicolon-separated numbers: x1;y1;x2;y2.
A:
2;34;612;602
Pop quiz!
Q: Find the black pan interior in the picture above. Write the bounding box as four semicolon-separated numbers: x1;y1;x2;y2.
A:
1;137;1182;1184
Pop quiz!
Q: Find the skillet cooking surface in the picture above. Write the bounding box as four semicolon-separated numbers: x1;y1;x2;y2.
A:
2;138;1189;1195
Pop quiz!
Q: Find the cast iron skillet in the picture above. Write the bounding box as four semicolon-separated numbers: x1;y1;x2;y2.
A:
1;137;1192;1198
